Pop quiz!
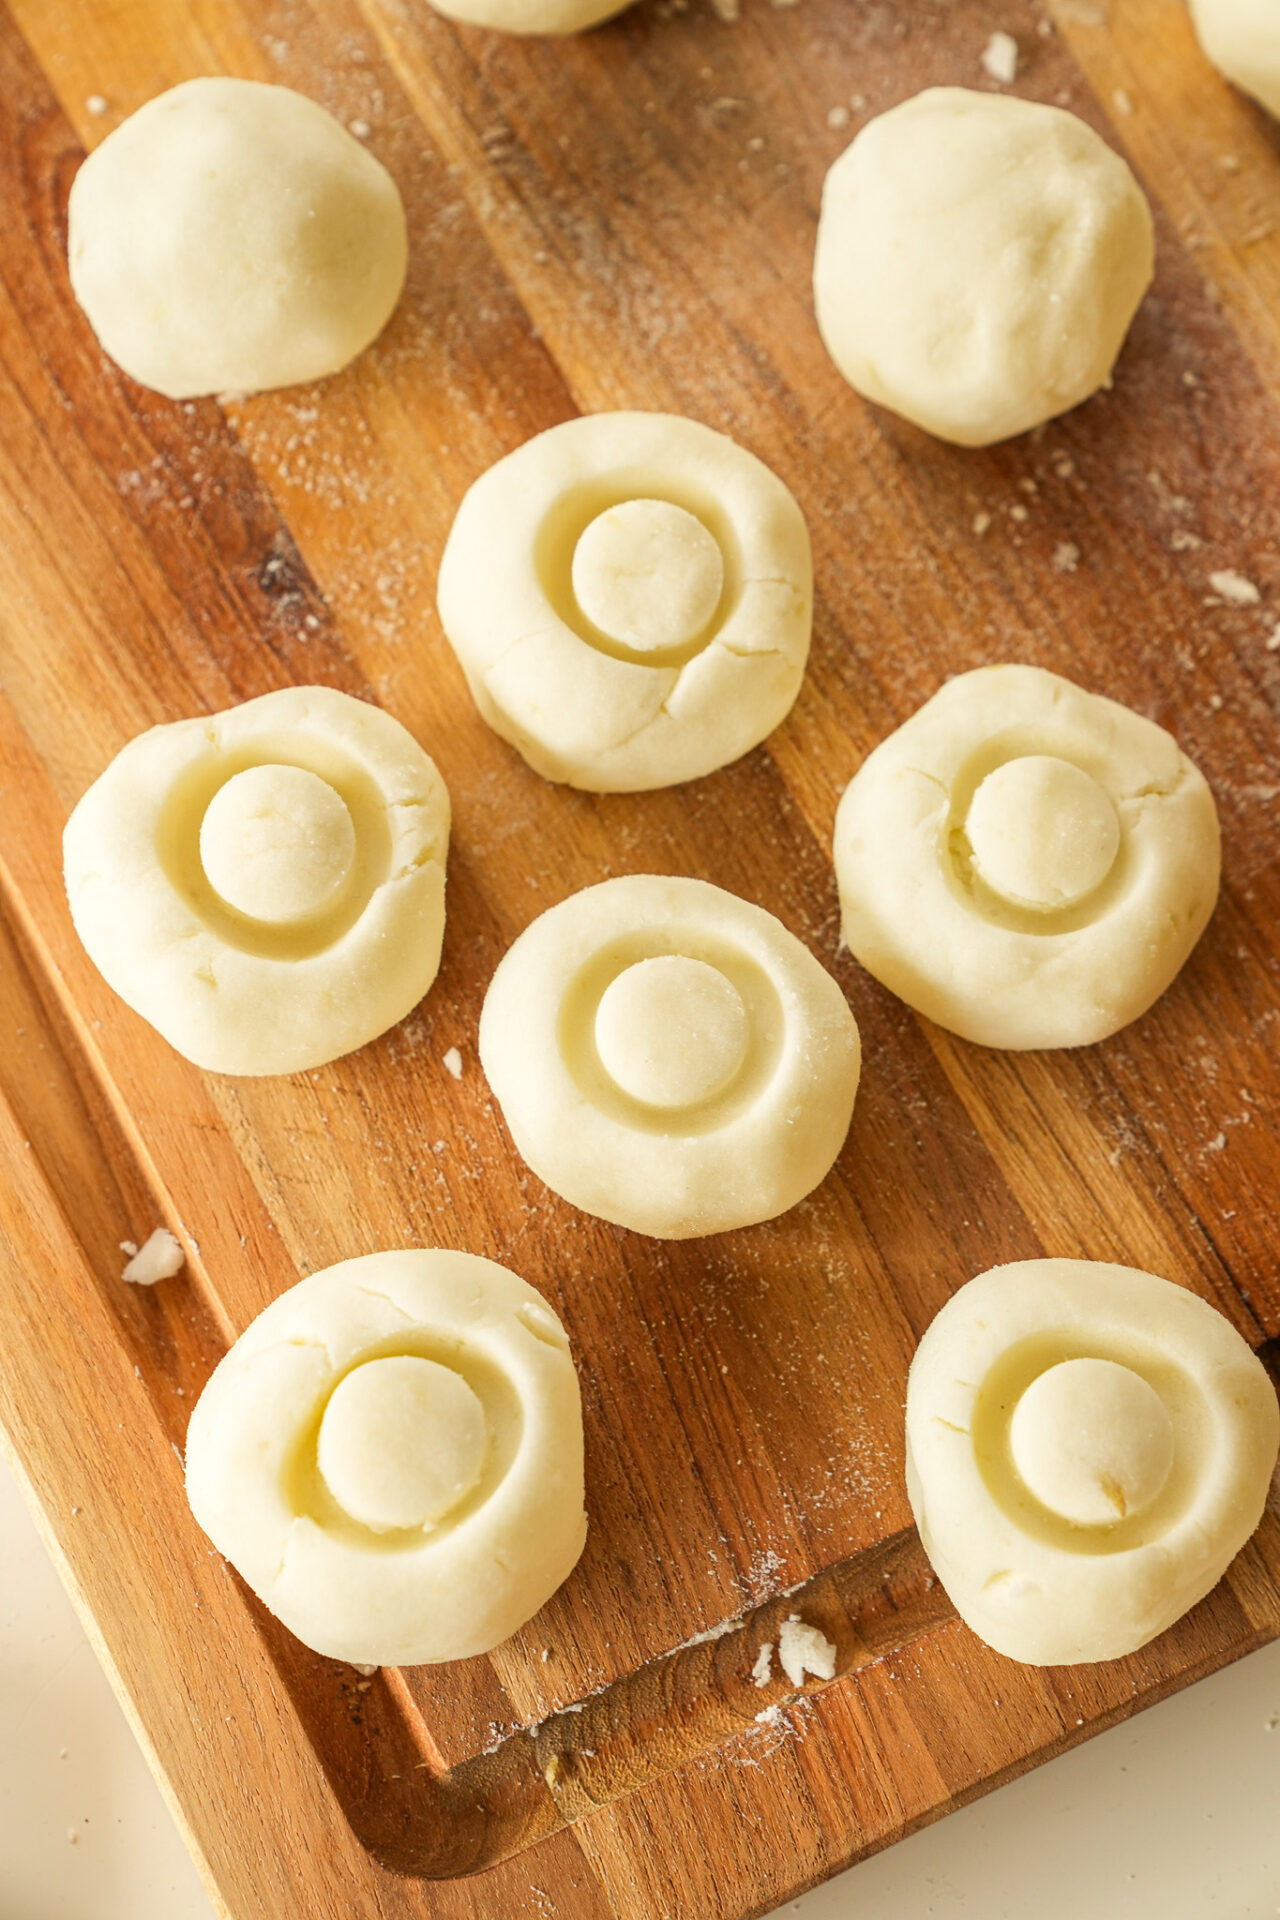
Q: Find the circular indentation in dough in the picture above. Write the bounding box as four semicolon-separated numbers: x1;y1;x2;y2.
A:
833;664;1221;1049
594;956;748;1109
437;412;813;792
904;1258;1279;1664
199;765;357;924
571;500;725;653
1189;0;1280;121
1009;1358;1175;1525
184;1249;587;1667
317;1356;488;1532
965;756;1120;912
67;78;407;399
479;874;860;1238
813;88;1155;447
63;685;451;1076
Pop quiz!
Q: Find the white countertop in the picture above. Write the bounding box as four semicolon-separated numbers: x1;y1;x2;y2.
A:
3;1449;1279;1920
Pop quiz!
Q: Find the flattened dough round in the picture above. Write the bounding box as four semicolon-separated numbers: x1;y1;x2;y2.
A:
832;664;1220;1049
428;0;632;31
813;89;1155;446
63;685;450;1076
437;413;813;792
905;1258;1279;1664
1190;0;1280;117
479;875;860;1238
68;78;407;399
185;1250;587;1666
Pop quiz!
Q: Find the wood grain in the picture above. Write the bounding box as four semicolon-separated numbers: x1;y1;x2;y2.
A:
1;0;1279;1914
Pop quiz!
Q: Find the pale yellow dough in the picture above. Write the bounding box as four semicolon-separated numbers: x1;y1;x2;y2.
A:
479;875;861;1239
1190;0;1280;117
437;413;813;792
905;1259;1279;1665
185;1251;587;1667
832;665;1220;1049
63;685;450;1076
68;78;407;399
428;0;632;30
813;89;1155;446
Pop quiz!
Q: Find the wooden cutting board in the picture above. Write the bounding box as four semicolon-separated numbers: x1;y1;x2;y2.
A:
2;0;1280;1915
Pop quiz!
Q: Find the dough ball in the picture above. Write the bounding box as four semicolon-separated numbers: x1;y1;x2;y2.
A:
905;1258;1279;1664
572;500;725;653
199;765;356;923
428;0;633;32
1189;0;1280;117
813;88;1155;446
185;1250;586;1666
437;412;812;792
833;664;1220;1049
1009;1358;1175;1525
67;78;407;399
479;874;860;1238
63;685;451;1076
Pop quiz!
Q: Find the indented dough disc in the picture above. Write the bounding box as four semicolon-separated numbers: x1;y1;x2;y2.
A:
904;1258;1279;1665
813;88;1155;447
62;685;451;1076
184;1250;587;1667
833;664;1220;1049
68;77;407;398
479;873;860;1238
427;0;633;31
437;411;813;792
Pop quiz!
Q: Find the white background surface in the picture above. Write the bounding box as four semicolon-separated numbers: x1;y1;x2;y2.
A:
3;1448;1279;1920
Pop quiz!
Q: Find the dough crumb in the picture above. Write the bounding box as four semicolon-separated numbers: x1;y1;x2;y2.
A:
1053;541;1082;573
348;118;371;140
751;1641;774;1687
754;1702;784;1726
972;510;992;536
710;0;740;18
1209;568;1262;606
981;30;1019;84
121;1228;185;1286
85;94;108;116
827;105;850;130
351;1661;379;1677
443;1046;463;1080
1113;87;1133;115
777;1614;837;1687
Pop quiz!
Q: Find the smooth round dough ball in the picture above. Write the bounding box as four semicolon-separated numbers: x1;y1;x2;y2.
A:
200;765;357;923
1190;0;1280;117
833;664;1220;1049
966;756;1120;912
185;1250;587;1666
317;1357;488;1532
905;1259;1279;1664
813;88;1155;446
479;874;860;1238
427;0;632;30
63;685;451;1076
437;412;812;792
68;78;408;399
594;956;749;1108
1010;1358;1175;1525
572;501;724;653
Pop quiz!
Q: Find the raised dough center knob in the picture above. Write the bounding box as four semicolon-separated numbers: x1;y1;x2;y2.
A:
965;755;1120;912
200;764;356;923
594;955;749;1109
571;499;724;652
317;1356;488;1533
1010;1357;1174;1526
